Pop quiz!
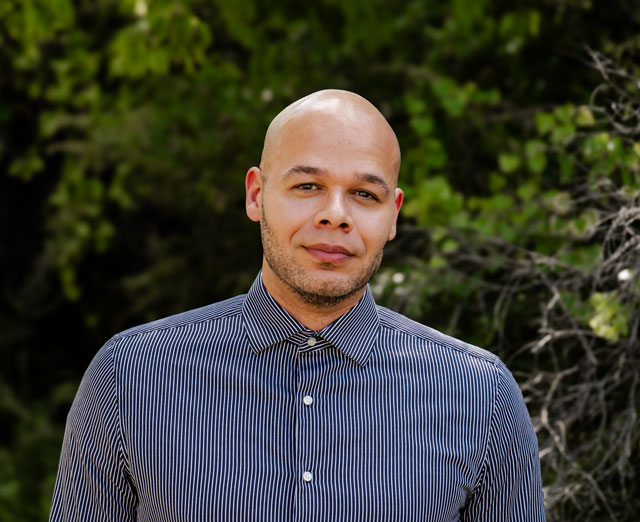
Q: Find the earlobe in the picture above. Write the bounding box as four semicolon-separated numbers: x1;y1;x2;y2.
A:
388;188;404;240
388;223;398;241
245;167;262;223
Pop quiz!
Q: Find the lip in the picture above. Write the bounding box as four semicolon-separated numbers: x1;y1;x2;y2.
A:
304;243;354;263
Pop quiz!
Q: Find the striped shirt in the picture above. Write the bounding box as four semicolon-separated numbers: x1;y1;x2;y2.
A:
50;273;546;521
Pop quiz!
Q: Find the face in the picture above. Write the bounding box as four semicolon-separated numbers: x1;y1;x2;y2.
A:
246;108;403;308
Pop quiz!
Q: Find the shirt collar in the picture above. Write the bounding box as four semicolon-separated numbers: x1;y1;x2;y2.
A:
242;272;380;366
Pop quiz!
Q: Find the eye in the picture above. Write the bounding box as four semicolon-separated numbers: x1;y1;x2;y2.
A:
353;190;378;200
295;183;319;191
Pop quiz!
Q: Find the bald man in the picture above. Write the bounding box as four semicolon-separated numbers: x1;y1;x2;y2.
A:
50;90;546;521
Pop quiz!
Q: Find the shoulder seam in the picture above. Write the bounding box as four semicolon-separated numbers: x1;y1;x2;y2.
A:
102;340;131;484
377;307;499;365
111;296;245;343
472;357;501;494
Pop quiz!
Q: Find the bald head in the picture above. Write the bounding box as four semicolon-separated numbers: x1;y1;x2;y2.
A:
259;89;401;183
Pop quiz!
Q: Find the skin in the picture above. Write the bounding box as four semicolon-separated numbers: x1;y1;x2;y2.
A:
245;90;403;330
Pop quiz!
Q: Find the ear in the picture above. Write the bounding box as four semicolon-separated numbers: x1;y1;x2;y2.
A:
245;167;263;223
388;187;404;241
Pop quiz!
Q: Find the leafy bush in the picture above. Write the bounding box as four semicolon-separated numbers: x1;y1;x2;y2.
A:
376;49;640;520
1;1;639;520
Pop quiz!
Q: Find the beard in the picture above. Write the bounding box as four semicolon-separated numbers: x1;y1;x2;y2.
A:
260;210;384;308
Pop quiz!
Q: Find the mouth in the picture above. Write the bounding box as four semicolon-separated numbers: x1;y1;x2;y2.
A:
304;243;354;263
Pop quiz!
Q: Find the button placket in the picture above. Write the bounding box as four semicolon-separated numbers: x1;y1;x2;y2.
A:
296;345;318;493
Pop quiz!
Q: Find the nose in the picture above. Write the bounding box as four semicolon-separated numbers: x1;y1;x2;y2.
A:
314;191;353;232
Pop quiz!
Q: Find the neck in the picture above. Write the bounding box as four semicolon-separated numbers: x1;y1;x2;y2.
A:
260;265;365;331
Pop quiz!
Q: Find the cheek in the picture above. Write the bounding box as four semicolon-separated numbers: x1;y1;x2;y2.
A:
356;208;397;246
267;202;311;240
279;198;318;226
359;222;391;250
264;195;297;224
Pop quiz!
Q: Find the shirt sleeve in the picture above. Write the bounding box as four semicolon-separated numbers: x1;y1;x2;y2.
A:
461;361;546;522
49;339;137;522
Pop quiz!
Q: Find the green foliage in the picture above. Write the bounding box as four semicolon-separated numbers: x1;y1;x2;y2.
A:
109;1;212;77
588;291;631;342
378;47;640;520
1;1;640;521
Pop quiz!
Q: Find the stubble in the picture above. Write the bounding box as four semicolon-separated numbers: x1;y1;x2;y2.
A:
260;210;384;308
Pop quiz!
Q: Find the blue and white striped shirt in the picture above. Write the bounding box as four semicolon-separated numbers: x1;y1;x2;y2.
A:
50;273;546;521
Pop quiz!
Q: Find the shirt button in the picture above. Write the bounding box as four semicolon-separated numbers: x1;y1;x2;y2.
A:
302;471;313;482
306;337;317;347
303;395;313;406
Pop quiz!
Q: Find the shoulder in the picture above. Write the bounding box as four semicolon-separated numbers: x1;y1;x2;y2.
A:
375;306;537;439
376;304;500;367
96;294;246;362
112;294;245;341
376;305;532;417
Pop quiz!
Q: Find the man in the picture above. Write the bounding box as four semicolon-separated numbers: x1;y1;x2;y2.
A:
50;90;546;521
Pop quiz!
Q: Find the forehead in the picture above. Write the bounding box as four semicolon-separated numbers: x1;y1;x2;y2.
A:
271;109;399;182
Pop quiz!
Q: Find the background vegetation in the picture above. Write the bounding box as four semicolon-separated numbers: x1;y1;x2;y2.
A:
1;0;639;520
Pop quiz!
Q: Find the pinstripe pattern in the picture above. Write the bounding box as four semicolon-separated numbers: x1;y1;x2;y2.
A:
50;273;546;521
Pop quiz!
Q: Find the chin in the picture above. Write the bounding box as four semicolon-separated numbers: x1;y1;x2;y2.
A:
289;279;366;307
297;267;367;292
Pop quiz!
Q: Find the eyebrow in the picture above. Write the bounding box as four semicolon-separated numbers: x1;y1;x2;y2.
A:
284;165;392;197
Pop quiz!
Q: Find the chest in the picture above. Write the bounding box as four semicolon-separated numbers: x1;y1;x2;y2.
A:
120;344;490;522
